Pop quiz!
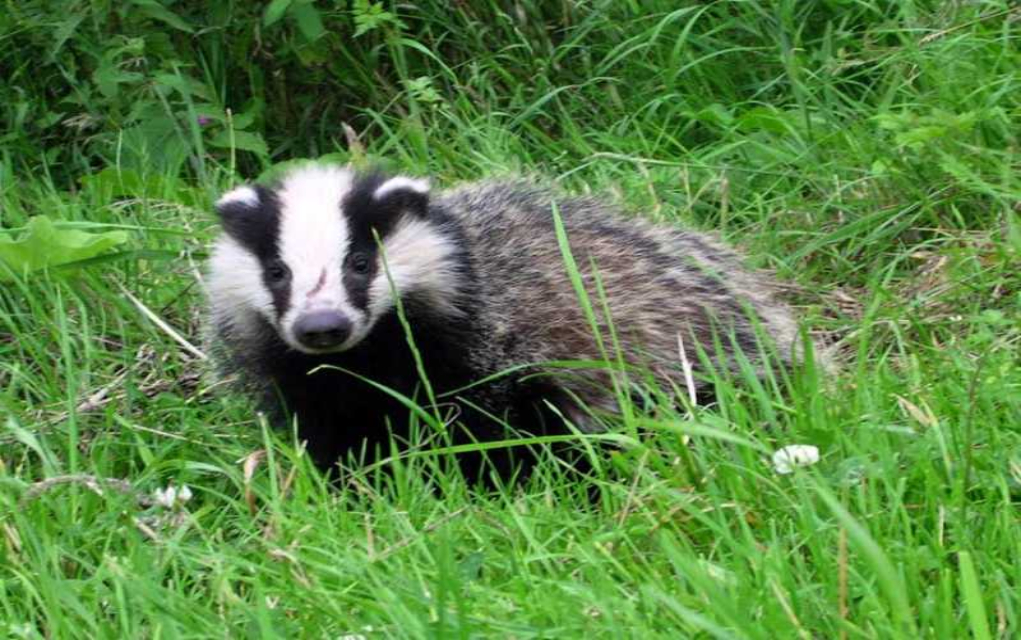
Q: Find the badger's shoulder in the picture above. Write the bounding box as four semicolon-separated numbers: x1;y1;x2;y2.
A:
436;178;612;223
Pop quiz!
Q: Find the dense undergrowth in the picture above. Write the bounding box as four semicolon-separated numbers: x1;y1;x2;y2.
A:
1;1;1019;637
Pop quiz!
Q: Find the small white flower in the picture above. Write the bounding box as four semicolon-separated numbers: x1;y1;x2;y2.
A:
152;484;193;508
152;487;174;508
772;445;820;475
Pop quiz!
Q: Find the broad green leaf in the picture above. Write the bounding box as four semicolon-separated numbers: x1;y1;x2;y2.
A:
153;73;211;100
292;1;325;41
735;107;796;135
209;130;269;156
263;0;293;27
93;63;143;99
693;103;734;127
0;216;129;281
131;0;194;33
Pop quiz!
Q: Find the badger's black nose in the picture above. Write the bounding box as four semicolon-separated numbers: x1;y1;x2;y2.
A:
294;310;352;350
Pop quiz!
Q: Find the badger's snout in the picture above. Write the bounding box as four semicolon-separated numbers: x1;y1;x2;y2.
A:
293;310;352;351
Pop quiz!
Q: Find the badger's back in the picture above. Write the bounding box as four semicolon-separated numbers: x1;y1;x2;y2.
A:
438;181;801;411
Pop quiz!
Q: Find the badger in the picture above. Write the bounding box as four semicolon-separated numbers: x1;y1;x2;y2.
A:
206;164;808;478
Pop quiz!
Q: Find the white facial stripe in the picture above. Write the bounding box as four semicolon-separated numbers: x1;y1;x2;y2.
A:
206;236;274;337
276;165;352;308
373;176;430;200
273;166;367;349
368;217;463;320
216;185;260;208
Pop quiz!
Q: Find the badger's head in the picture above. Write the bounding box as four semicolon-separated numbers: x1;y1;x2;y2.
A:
207;165;464;355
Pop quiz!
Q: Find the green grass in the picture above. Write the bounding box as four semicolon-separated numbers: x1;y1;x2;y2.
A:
2;1;1020;637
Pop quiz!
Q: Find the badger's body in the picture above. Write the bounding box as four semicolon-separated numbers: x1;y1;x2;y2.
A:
207;165;805;475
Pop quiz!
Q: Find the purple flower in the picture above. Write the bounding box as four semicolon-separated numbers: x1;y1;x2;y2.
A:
197;116;212;127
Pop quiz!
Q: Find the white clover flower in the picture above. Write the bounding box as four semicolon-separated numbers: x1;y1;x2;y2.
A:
772;445;820;475
152;484;193;508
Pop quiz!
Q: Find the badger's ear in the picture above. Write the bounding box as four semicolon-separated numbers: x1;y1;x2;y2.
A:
371;175;430;217
215;185;261;218
214;185;276;251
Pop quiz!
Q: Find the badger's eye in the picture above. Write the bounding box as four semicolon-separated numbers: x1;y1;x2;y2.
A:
349;253;371;275
266;261;290;284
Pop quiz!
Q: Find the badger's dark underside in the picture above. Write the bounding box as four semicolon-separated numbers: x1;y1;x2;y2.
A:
245;304;577;482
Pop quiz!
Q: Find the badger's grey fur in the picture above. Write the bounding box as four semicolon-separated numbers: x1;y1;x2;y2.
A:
206;165;808;477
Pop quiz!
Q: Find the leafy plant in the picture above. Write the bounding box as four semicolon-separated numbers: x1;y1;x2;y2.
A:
0;217;128;281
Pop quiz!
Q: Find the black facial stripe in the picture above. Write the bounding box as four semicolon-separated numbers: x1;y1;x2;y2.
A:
340;170;431;312
262;263;292;319
343;258;375;311
217;186;280;261
215;185;291;318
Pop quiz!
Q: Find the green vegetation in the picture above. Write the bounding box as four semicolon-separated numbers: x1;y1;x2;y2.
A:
1;1;1019;636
